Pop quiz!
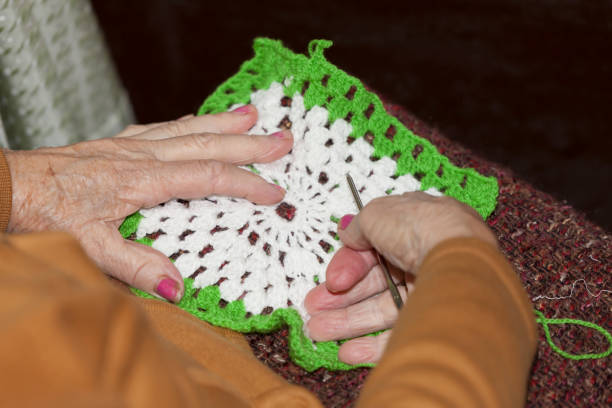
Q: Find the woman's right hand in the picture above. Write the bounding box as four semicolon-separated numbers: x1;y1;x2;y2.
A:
304;192;497;364
5;105;293;303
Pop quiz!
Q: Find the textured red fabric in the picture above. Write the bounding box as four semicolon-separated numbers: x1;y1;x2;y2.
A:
246;99;611;407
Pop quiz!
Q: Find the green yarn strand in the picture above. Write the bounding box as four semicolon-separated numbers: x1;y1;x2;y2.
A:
534;309;612;360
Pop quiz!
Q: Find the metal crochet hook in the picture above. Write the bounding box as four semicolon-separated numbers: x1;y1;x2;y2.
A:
346;174;404;310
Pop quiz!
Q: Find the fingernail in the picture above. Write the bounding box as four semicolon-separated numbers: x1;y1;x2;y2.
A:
156;277;180;302
270;131;286;139
271;183;285;194
339;214;354;230
231;105;250;115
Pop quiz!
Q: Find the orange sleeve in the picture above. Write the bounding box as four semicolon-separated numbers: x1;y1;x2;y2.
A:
0;232;321;408
0;230;535;407
0;149;11;231
357;238;538;408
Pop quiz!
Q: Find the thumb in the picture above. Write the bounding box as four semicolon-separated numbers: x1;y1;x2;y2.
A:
81;225;184;302
336;213;370;250
337;196;420;272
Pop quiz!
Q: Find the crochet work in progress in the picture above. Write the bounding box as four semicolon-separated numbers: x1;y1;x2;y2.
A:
120;39;499;371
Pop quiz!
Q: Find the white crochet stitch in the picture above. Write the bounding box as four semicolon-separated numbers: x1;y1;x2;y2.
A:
134;82;441;322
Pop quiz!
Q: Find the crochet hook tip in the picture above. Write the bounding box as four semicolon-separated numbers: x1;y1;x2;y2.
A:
346;173;363;210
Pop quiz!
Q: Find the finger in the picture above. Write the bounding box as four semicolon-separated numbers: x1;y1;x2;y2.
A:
80;224;184;302
306;285;411;341
304;262;390;315
338;330;392;365
114;114;195;138
127;105;258;140
324;246;378;293
131;130;293;164
127;159;285;207
305;246;381;315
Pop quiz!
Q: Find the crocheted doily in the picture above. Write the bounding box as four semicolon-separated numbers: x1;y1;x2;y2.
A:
120;39;499;371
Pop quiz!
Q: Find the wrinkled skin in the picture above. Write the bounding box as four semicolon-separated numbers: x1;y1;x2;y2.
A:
5;106;293;302
305;193;497;365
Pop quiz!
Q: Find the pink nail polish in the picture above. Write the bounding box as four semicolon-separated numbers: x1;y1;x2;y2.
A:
156;278;179;302
339;214;354;230
231;105;250;115
271;183;285;194
271;131;285;139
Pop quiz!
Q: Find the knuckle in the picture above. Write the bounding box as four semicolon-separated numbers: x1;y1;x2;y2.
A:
366;195;402;215
235;136;277;164
362;197;384;216
130;257;157;285
432;195;470;216
359;199;388;230
199;160;228;190
379;293;398;324
369;299;388;329
190;133;218;151
165;120;190;137
112;138;153;160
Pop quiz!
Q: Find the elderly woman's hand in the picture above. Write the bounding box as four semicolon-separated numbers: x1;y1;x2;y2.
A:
304;192;497;365
5;106;293;302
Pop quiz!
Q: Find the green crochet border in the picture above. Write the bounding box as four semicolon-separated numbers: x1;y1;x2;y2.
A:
120;39;499;372
198;38;498;219
132;279;363;371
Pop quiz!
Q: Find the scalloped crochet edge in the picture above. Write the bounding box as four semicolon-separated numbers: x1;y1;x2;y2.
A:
121;212;370;372
120;38;499;372
131;277;370;372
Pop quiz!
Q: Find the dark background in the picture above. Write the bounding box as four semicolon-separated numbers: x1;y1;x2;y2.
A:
91;0;612;231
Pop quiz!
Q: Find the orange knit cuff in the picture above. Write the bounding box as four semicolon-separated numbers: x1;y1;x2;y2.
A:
0;149;12;232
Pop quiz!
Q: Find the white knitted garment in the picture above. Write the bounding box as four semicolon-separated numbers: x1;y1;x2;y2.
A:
0;0;133;149
134;82;440;323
